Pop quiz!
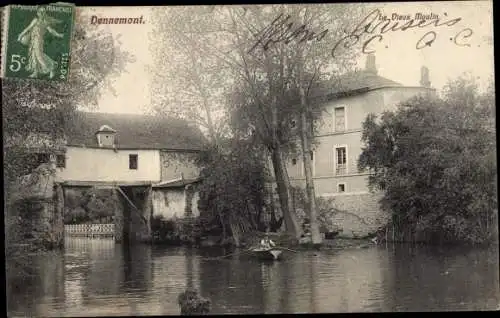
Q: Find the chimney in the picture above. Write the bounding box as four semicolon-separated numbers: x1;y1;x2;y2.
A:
420;66;431;88
365;54;377;74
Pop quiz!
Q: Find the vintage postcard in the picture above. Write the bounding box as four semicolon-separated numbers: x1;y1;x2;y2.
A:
3;2;497;317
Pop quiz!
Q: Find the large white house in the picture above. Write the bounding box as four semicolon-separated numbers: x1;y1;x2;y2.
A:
284;55;436;237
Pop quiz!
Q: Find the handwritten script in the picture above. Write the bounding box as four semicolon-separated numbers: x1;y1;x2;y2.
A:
249;9;473;57
248;14;328;54
332;9;473;56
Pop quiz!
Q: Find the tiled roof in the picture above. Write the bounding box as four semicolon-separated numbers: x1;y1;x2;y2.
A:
66;111;207;151
152;178;201;189
310;70;403;101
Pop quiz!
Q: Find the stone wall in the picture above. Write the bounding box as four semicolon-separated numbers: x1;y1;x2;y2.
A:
6;163;64;251
152;186;200;221
160;151;200;181
323;192;389;238
7;197;63;250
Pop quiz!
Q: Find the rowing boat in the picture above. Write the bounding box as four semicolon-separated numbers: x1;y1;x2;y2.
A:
251;247;283;261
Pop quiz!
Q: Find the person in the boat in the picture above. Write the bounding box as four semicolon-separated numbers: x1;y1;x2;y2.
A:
260;232;276;249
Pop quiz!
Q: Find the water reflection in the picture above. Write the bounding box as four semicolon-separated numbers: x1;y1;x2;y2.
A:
6;238;500;317
384;244;500;311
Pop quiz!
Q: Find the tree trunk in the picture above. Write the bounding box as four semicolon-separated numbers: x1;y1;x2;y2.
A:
271;147;300;239
298;69;322;245
299;111;322;245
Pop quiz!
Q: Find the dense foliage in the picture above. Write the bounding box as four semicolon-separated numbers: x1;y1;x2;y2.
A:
64;189;117;224
196;140;269;245
358;77;497;245
178;289;211;315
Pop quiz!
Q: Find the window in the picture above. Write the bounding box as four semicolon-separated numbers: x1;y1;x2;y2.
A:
129;154;138;170
338;183;346;193
334;106;346;132
291;158;297;165
56;154;66;168
290;119;296;128
335;147;347;175
37;153;50;164
309;151;314;161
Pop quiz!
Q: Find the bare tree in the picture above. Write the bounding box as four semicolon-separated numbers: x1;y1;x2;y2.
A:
148;4;365;241
150;7;229;146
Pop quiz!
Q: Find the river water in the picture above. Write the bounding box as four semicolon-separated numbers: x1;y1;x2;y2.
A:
7;238;499;316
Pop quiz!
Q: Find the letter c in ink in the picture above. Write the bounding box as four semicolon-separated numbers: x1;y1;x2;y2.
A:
454;28;473;47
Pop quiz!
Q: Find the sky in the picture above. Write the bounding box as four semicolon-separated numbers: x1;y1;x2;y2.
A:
82;1;494;115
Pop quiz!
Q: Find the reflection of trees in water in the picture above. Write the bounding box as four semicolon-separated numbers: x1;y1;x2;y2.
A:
7;253;65;316
260;261;292;314
81;239;119;297
199;257;265;314
386;244;500;311
308;256;319;313
121;243;153;292
185;247;195;290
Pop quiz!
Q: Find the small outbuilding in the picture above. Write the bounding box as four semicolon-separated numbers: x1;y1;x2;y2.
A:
152;176;201;220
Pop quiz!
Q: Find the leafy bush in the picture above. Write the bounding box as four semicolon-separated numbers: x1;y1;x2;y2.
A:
197;141;268;242
64;188;117;224
151;215;203;244
291;186;341;234
359;76;497;245
178;289;211;315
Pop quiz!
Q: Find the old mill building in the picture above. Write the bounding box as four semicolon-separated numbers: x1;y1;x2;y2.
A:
285;54;435;237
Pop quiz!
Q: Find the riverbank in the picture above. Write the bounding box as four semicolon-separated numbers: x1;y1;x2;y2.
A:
151;230;377;251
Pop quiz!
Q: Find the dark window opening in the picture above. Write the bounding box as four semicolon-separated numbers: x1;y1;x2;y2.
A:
338;184;345;193
129;154;138;170
291;158;297;165
37;153;50;164
291;120;296;128
310;151;314;161
56;154;66;168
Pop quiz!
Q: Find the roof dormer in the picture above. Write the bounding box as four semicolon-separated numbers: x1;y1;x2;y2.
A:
96;124;116;147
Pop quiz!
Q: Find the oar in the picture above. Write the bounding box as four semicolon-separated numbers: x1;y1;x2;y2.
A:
277;247;299;253
205;248;254;260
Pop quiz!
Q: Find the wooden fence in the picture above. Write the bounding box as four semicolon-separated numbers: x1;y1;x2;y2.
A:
64;224;115;238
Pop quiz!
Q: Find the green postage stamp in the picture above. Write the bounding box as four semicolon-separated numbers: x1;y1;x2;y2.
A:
1;3;75;81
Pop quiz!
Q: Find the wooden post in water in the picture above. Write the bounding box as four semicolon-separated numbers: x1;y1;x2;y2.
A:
54;183;65;248
113;188;125;243
142;186;153;243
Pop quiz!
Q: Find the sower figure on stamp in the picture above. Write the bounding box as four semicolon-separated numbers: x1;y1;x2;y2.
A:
17;6;64;79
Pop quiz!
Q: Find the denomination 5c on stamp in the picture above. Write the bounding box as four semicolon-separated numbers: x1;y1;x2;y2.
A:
1;3;75;81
